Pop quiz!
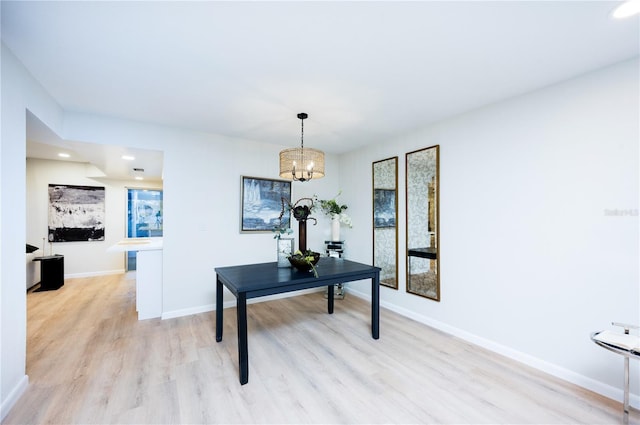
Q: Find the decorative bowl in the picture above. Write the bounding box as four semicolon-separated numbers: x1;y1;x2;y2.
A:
288;251;320;272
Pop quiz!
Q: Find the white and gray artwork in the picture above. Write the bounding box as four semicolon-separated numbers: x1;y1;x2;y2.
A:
48;184;105;242
241;177;291;232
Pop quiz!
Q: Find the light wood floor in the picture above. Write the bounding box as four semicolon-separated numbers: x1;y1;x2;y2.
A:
3;274;636;424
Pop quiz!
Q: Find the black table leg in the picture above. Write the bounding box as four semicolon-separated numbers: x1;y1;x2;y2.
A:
216;278;223;342
372;273;380;339
327;285;334;314
237;292;248;384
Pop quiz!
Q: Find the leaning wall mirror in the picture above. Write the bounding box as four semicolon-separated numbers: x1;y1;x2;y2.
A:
372;157;398;289
406;145;440;300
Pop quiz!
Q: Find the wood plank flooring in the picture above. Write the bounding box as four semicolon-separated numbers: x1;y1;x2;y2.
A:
3;273;636;424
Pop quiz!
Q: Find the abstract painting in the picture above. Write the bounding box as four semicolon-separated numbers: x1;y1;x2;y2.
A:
241;176;291;232
48;184;105;242
374;189;396;228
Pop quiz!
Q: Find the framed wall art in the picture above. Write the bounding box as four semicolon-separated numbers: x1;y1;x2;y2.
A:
374;189;396;228
48;184;105;242
240;176;292;233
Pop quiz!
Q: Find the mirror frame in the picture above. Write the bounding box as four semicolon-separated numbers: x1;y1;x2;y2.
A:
372;157;399;289
405;145;440;301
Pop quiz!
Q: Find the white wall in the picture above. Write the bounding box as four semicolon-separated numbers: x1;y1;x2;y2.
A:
1;43;65;419
26;158;162;276
339;59;640;405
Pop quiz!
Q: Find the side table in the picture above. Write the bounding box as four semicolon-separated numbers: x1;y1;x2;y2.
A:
325;240;345;299
32;255;64;291
591;322;640;424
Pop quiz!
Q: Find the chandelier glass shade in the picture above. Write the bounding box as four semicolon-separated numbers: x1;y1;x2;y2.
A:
279;147;325;182
279;113;325;182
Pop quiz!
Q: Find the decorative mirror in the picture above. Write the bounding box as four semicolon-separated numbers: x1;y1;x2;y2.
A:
406;146;440;300
372;157;398;289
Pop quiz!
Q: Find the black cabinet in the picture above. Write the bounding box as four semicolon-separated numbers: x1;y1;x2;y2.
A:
33;255;64;291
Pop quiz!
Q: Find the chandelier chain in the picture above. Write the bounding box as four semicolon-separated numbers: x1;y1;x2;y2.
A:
300;117;304;150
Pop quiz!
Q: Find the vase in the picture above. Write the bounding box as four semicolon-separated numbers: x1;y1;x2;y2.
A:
277;237;294;268
331;215;341;242
298;219;307;252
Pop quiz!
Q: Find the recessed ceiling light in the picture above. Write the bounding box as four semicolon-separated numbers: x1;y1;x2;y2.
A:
613;0;640;18
58;153;70;158
135;176;144;181
122;155;135;161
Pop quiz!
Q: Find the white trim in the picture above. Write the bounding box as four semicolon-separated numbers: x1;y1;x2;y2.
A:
1;375;28;421
348;288;640;409
161;287;324;320
64;269;124;279
162;303;215;320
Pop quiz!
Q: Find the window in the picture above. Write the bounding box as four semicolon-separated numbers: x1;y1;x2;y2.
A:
127;188;163;271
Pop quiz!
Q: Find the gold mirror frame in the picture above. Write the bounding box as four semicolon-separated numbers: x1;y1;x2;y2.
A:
372;157;398;289
406;146;440;301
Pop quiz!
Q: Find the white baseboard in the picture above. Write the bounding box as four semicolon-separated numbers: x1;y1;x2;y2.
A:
65;269;125;279
161;287;324;320
1;375;28;421
347;288;639;409
162;303;215;320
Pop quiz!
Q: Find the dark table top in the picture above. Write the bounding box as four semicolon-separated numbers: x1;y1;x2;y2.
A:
408;247;437;259
215;257;380;298
32;254;64;261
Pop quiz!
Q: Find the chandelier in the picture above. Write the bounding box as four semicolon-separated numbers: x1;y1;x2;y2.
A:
279;113;325;182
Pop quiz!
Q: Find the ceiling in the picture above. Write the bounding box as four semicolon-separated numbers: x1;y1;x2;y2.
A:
3;1;639;179
26;111;164;182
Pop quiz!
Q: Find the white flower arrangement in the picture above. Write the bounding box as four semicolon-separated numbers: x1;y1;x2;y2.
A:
334;211;353;228
315;191;353;228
